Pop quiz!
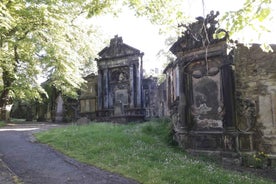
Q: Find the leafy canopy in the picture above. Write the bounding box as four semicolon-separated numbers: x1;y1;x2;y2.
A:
0;0;105;102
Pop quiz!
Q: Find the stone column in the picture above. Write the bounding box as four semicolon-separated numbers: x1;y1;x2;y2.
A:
97;70;103;110
140;55;144;107
136;63;142;107
178;66;187;130
103;69;109;109
108;69;113;108
129;65;134;108
221;63;236;129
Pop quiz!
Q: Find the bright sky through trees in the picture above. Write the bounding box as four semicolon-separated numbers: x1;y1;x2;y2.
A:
91;0;276;73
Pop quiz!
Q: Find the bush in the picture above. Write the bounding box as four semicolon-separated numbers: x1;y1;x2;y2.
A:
242;151;268;169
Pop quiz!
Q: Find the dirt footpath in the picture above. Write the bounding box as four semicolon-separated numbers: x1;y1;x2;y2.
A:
0;123;139;184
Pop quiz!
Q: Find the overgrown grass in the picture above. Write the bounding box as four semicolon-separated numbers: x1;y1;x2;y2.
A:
36;120;273;184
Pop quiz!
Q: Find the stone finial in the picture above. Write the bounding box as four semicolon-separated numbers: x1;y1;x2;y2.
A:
110;35;123;46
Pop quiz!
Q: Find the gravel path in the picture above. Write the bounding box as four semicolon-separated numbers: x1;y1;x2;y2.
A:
0;123;139;184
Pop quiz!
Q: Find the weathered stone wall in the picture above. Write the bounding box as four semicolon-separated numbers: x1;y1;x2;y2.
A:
142;76;169;118
157;81;170;117
142;76;158;118
234;44;276;154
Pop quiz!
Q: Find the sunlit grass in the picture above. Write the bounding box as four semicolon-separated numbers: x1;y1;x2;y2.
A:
0;121;6;127
36;120;274;184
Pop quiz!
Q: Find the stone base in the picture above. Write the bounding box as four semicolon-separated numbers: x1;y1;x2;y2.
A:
173;127;256;167
186;149;241;166
111;115;145;123
54;115;63;123
174;128;254;152
79;112;96;120
95;115;145;123
96;108;145;123
268;154;276;168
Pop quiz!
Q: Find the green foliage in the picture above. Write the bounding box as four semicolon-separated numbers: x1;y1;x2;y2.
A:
86;0;116;17
36;121;273;184
220;0;273;51
0;0;104;104
124;0;187;33
242;151;269;169
0;121;6;127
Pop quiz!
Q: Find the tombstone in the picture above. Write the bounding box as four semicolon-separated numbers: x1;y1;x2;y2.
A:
76;117;90;125
55;93;64;122
96;35;145;122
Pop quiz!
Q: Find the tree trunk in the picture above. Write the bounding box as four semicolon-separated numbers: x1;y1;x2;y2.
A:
0;70;15;122
0;90;12;122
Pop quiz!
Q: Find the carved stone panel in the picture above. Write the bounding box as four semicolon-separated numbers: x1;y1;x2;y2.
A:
191;68;223;130
115;89;128;105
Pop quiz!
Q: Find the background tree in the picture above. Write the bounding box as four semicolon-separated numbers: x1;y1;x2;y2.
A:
220;0;273;51
0;0;107;121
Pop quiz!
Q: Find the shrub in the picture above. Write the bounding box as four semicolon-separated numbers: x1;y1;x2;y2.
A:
242;151;268;169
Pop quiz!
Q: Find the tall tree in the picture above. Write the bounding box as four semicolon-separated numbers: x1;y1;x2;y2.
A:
0;0;108;121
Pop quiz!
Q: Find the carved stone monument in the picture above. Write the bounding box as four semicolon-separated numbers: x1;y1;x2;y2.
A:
96;35;145;122
166;11;253;158
55;93;64;122
79;73;98;119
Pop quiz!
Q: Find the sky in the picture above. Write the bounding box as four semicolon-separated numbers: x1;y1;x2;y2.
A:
90;0;276;74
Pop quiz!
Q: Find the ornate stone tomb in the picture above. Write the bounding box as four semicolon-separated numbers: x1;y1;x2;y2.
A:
96;35;145;122
166;11;253;156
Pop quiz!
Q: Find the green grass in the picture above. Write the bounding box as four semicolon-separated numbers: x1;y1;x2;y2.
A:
10;118;26;123
36;120;274;184
0;121;6;127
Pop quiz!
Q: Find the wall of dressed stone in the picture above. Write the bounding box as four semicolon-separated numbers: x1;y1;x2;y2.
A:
234;44;276;154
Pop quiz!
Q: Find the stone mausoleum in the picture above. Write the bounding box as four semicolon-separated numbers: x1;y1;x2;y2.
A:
165;11;276;162
79;35;166;122
96;35;144;122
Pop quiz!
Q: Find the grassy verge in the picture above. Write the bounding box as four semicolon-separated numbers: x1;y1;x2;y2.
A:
36;120;273;184
0;121;6;127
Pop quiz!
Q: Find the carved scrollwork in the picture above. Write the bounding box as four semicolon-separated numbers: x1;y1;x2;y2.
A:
171;11;228;53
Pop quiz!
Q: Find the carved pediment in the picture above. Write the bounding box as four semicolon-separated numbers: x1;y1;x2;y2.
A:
170;11;228;54
98;35;141;59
